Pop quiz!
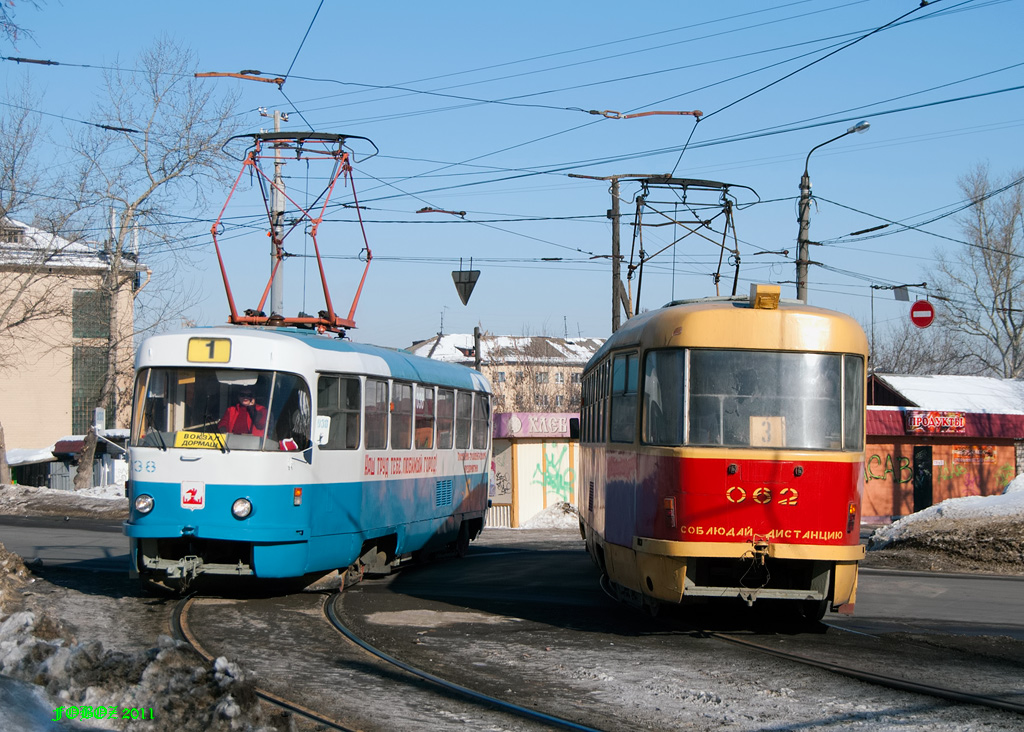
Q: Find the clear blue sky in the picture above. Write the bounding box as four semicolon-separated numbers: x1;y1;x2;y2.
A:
3;0;1022;349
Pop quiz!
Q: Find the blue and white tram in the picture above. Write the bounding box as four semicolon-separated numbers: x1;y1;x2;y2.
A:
124;326;492;586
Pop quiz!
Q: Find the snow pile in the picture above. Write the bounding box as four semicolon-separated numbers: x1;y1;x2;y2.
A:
1004;474;1024;494
0;484;127;520
519;501;580;530
0;541;277;731
866;475;1024;573
74;483;127;500
869;475;1024;549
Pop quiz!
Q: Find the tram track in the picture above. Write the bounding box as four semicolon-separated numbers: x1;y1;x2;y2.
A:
166;541;1023;731
171;595;359;732
708;629;1024;715
597;573;1024;716
173;592;608;732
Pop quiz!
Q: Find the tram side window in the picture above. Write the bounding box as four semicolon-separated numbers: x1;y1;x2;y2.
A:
843;355;865;450
415;385;435;449
316;375;360;450
455;391;473;449
268;373;312;450
610;353;638;443
585;374;593;444
642;350;685;445
600;359;610;442
472;393;490;450
391;382;413;450
365;378;389;450
437;388;455;449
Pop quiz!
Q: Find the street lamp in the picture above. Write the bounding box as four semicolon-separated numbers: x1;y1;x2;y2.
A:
796;120;870;301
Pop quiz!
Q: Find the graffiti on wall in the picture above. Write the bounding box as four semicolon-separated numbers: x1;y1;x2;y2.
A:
531;444;575;503
864;453;912;484
864;449;1015;489
493;469;511;500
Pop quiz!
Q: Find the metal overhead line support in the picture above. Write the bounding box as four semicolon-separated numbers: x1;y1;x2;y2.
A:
212;131;377;334
570;174;751;333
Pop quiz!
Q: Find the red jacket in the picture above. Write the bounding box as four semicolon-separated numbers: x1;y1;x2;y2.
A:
219;404;268;436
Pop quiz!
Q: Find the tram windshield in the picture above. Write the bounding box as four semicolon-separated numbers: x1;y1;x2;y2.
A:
131;368;312;452
642;349;864;450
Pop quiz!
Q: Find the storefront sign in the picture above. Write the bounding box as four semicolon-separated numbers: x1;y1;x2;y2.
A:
493;412;576;439
951;445;996;464
905;410;966;434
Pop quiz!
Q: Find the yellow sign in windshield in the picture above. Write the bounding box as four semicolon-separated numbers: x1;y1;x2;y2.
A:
174;431;225;450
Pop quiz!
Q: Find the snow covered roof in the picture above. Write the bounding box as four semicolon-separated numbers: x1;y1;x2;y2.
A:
6;429;130;464
408;333;605;365
873;374;1024;415
0;217;146;271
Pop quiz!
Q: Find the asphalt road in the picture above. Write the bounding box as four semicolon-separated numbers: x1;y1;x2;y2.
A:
0;515;129;573
1;517;1021;639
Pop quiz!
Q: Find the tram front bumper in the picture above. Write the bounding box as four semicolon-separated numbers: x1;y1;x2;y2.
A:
624;536;863;607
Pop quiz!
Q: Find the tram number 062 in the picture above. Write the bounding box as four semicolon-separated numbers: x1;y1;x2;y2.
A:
726;486;798;506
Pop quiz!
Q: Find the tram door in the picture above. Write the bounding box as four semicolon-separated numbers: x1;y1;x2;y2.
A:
912;446;933;512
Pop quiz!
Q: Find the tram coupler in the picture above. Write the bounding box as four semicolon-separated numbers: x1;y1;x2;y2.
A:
751;539;770;565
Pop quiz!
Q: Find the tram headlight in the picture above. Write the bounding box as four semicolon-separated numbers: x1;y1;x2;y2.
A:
134;494;154;515
231;497;253;519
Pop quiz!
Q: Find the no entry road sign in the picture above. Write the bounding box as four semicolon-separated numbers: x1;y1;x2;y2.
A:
910;299;935;328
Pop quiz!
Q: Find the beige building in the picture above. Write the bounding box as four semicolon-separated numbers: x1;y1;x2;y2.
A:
0;219;144;450
408;333;604;413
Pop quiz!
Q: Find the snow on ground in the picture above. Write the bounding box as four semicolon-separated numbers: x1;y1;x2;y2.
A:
868;474;1024;550
0;485;276;730
0;484;127;521
515;502;580;530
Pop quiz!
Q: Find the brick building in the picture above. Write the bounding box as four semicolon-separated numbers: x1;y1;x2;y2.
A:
865;374;1024;522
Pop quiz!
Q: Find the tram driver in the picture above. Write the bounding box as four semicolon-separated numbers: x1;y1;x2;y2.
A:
219;388;268;436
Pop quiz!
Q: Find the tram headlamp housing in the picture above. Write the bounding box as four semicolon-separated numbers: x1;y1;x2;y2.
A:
134;494;154;515
231;497;253;519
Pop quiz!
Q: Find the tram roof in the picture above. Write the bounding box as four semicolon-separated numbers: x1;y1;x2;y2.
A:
137;326;491;392
587;292;868;369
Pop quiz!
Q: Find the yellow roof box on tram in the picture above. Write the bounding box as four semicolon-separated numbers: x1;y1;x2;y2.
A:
749;283;781;310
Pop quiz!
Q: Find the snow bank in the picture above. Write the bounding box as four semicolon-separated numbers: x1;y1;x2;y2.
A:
0;542;277;731
869;475;1024;549
519;502;580;530
1004;474;1024;494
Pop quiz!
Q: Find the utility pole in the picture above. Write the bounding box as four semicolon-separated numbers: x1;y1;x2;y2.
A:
474;326;482;372
796;169;812;302
268;110;288;316
610;178;622;333
796;121;870;301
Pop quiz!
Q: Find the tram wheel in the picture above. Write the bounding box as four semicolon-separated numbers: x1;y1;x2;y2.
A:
454;522;470;558
796;599;829;623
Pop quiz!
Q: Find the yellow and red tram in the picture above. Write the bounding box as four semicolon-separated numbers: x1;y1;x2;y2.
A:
578;284;868;618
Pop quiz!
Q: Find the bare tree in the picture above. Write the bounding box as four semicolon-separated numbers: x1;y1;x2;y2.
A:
71;38;241;489
927;164;1024;378
0;1;42;47
0;81;84;484
868;318;978;375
